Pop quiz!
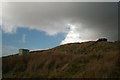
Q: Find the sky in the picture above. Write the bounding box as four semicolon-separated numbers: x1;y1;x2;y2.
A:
1;2;118;56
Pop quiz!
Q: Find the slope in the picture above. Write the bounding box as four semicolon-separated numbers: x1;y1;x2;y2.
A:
2;41;120;78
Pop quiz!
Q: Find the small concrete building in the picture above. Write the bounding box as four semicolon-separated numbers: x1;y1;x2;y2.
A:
19;49;29;55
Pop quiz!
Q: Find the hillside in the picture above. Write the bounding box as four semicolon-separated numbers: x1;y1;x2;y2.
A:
2;41;120;78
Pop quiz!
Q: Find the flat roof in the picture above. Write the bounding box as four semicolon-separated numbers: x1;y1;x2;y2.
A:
19;49;29;51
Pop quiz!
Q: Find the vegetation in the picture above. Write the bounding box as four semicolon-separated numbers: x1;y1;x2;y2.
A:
2;41;120;78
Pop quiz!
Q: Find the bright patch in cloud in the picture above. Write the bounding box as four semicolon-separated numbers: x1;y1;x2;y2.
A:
61;24;98;44
61;24;82;44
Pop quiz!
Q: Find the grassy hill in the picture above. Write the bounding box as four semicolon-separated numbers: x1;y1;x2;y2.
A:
2;41;120;78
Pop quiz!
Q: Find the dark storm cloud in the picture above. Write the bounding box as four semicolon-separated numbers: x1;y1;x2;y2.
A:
2;2;118;41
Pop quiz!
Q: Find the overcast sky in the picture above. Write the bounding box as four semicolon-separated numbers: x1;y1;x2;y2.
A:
1;2;118;56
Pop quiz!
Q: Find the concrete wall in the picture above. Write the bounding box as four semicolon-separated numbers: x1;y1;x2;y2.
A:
19;49;29;55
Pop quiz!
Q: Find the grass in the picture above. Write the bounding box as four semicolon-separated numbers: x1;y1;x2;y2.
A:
2;41;120;78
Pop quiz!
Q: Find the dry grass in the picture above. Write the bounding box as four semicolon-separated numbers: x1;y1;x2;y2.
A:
2;41;120;78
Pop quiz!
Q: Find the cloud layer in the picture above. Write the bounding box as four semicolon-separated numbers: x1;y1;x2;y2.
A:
1;0;119;2
2;45;18;56
1;2;118;44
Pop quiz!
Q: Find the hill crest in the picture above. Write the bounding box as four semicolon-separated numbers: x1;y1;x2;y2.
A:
2;40;120;78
